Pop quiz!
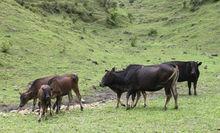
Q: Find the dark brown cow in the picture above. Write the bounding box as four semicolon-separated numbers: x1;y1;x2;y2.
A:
101;64;179;110
125;64;179;110
48;74;83;113
100;68;147;108
37;85;52;122
164;61;202;95
19;76;54;111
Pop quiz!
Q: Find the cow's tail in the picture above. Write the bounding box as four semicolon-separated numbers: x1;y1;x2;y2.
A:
170;65;179;86
169;65;179;100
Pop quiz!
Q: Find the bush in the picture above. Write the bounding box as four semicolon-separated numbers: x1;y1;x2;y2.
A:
1;41;12;54
15;0;25;6
148;29;158;37
130;35;137;47
106;8;130;27
190;0;219;11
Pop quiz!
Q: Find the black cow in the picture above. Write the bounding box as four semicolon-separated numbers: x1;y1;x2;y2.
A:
164;61;202;95
101;64;179;110
100;67;147;108
124;64;179;110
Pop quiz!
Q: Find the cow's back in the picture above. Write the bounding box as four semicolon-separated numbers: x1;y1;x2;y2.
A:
134;64;175;91
29;76;54;97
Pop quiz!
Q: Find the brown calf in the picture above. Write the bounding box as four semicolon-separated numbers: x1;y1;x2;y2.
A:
48;74;83;113
37;85;52;122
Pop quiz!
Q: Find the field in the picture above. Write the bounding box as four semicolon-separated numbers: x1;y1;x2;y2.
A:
0;0;220;132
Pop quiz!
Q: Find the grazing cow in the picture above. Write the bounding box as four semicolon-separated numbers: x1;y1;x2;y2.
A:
100;67;147;108
125;64;179;110
164;61;202;95
18;76;54;111
48;74;83;113
37;85;52;122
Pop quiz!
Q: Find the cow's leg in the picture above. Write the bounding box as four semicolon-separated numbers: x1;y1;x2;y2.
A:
32;98;37;112
73;86;83;111
131;92;137;108
142;91;147;108
188;81;192;95
38;102;41;115
119;93;125;107
171;85;178;110
56;96;61;114
116;92;123;108
126;91;131;110
53;99;57;110
38;104;43;122
133;91;141;108
193;81;198;95
49;101;52;116
164;87;172;111
66;92;73;110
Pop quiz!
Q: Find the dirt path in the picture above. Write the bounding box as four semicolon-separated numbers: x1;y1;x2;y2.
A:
0;87;164;114
0;88;116;113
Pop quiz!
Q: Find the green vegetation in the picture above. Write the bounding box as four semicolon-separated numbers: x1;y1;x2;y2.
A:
0;0;219;132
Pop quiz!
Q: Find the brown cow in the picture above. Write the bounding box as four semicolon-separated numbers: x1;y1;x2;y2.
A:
37;85;52;122
19;76;54;111
48;74;83;113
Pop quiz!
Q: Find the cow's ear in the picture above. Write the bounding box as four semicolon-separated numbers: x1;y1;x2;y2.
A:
111;67;116;72
19;92;22;95
105;69;108;72
198;62;202;66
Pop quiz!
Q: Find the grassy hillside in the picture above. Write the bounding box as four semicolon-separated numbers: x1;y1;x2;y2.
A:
0;0;220;132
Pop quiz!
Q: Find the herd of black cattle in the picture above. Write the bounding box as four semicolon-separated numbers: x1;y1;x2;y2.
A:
18;61;202;122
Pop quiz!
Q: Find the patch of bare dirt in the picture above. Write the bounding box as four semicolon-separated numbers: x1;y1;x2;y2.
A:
0;86;184;114
0;88;116;113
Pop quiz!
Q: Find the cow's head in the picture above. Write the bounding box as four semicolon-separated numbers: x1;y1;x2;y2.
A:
18;91;32;109
188;61;202;78
41;85;52;102
100;67;116;87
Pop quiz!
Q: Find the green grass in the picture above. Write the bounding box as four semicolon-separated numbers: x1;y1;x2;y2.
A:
0;0;220;132
1;93;220;132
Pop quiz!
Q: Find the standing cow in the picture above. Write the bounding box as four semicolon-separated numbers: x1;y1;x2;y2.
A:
100;67;147;108
164;61;202;95
124;64;179;110
48;74;83;113
37;85;52;122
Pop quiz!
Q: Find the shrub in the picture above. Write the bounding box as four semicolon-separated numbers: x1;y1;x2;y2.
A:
148;29;158;37
106;8;130;27
1;41;12;54
190;0;219;11
130;35;137;47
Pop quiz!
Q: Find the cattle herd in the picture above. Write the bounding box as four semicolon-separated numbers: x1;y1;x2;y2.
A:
18;61;202;122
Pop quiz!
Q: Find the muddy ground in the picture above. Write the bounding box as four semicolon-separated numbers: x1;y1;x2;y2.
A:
0;86;165;114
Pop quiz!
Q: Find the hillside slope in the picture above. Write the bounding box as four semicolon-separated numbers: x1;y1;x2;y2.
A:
0;0;219;104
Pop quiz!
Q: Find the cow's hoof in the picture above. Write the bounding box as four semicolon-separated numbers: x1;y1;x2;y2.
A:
194;93;197;96
80;107;84;111
144;104;147;108
174;106;178;110
121;104;126;107
163;107;167;111
38;119;41;122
